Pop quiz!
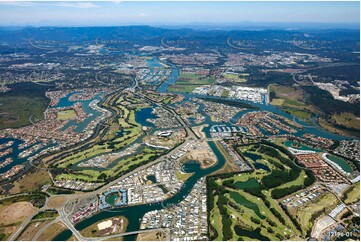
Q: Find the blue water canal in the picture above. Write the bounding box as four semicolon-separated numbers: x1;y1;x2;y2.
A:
56;92;104;133
177;92;351;141
53;141;226;241
0;55;355;240
0;92;105;177
52;56;356;240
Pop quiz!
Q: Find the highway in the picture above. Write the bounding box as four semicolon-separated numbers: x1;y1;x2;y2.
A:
7;89;202;241
59;205;168;241
8;211;39;241
31;218;61;241
58;207;84;241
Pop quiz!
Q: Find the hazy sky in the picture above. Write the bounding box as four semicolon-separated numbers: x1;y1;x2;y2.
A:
0;1;359;26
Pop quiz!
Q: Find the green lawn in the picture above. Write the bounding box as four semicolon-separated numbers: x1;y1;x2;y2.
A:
281;107;313;121
210;195;223;241
207;143;315;240
210;175;300;240
221;90;230;97
56;109;77;120
296;192;338;236
167;72;216;93
275;170;307;190
343;182;360;204
178;73;215;85
54;93;154;183
332;112;360;130
167;85;198;93
222;73;247;83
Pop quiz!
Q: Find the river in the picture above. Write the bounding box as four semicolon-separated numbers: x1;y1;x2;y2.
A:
53;141;226;241
53;57;353;240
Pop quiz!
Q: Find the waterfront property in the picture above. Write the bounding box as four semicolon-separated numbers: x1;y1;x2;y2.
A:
99;188;127;210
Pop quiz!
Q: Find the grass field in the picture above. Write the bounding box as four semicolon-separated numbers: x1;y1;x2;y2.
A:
168;72;216;93
56;95;141;168
175;170;193;182
269;84;317;122
32;210;58;221
0;202;35;226
38;222;66;241
56;109;77;120
53;92;166;183
0;199;37;240
343;182;360;205
210;141;241;176
276;170;307;190
67;235;78;241
208;144;309;240
281;107;313;121
222;73;247;83
296;192;338;236
221;90;230;97
56;148;159;182
18;220;51;241
270;98;285;106
332;112;360;130
269;84;311;109
167;85;197;93
209;173;301;240
9;169;51;194
177;73;216;85
103;122;121;141
0;96;48;129
209;195;223;241
137;230;167;241
318;117;360;137
47;197;66;209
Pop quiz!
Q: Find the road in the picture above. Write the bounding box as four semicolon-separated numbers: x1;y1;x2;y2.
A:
58;207;84;240
31;217;61;241
8;195;53;241
134;91;200;139
8;88;219;240
0;193;30;201
8;211;39;241
53;134;193;203
58;204;167;241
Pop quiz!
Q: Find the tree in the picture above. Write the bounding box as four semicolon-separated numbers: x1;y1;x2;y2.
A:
97;173;107;181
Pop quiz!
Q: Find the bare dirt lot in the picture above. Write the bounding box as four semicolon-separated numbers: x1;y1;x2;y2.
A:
137;230;167;241
0;202;35;225
48;196;66;209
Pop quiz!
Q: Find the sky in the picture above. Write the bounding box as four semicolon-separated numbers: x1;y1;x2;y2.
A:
0;1;359;27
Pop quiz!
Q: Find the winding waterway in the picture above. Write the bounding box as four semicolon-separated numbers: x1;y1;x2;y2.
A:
53;141;226;241
0;92;105;181
53;57;354;240
56;92;104;133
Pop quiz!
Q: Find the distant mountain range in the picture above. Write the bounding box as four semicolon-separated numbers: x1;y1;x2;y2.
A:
155;21;360;31
0;21;359;31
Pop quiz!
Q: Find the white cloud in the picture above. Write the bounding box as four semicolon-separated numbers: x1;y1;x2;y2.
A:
0;1;34;7
54;2;99;9
139;13;148;17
